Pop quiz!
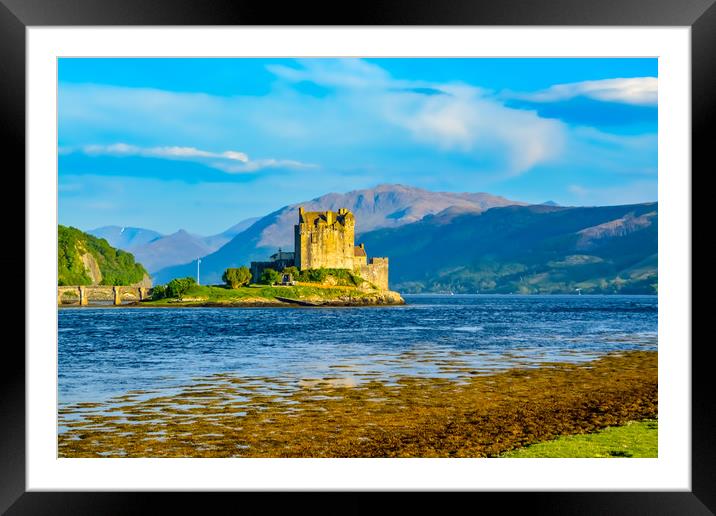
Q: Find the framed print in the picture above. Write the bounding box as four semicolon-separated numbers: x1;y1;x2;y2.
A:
3;0;711;513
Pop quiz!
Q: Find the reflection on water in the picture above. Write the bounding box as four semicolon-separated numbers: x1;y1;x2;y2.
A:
58;294;657;412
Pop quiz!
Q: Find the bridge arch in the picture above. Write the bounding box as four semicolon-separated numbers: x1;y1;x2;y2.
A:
58;286;152;306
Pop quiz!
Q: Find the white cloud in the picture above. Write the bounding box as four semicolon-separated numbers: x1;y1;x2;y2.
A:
381;84;565;174
211;158;317;173
83;143;248;162
265;61;566;175
60;61;654;181
507;77;657;106
70;143;315;174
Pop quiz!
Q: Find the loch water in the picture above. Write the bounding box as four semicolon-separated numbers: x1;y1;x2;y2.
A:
58;294;657;407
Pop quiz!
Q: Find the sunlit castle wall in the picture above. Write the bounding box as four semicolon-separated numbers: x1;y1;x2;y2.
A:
294;207;355;270
357;257;389;291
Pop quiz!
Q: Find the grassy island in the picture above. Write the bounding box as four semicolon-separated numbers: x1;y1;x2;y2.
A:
141;282;405;307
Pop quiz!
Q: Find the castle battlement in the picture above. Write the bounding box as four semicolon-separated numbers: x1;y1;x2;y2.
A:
297;206;355;228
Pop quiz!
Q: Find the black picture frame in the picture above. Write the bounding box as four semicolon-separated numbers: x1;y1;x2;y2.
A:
2;0;709;513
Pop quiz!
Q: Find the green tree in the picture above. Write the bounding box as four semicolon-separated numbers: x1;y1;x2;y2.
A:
151;285;167;300
260;268;280;285
165;277;196;298
283;266;300;279
223;267;252;288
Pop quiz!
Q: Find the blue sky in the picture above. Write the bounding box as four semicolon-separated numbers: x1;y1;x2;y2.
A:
58;58;658;235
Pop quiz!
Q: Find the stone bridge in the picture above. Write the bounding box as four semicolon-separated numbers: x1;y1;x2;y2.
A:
58;285;152;306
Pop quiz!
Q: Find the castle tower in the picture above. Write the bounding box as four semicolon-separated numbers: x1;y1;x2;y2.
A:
294;207;355;270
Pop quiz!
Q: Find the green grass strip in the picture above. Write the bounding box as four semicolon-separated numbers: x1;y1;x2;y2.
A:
501;419;657;458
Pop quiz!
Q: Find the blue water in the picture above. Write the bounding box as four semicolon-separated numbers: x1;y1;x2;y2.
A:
58;294;657;406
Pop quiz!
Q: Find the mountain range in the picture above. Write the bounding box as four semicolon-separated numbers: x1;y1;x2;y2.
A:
89;217;259;273
151;184;525;284
86;184;657;294
360;202;657;294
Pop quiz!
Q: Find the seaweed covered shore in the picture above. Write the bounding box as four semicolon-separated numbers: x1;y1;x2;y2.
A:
59;351;657;458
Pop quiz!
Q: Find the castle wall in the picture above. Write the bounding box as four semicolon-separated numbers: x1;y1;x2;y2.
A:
357;257;389;291
250;258;295;284
250;261;274;284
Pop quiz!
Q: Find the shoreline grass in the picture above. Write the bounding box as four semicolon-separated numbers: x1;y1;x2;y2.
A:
501;419;657;458
141;283;404;307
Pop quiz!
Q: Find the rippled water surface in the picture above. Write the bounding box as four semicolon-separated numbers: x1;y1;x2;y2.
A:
58;294;657;406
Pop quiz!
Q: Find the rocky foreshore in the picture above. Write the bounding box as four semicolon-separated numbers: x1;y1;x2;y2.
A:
59;350;657;458
138;284;405;308
276;289;405;306
147;293;405;308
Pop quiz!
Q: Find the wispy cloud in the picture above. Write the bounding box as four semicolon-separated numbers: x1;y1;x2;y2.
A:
62;143;316;173
267;59;393;90
568;184;589;196
386;86;565;174
59;60;656;184
267;60;566;175
83;143;248;162
210;158;317;173
506;77;657;106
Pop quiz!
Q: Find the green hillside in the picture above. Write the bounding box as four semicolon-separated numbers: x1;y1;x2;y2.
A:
58;225;149;286
360;203;658;294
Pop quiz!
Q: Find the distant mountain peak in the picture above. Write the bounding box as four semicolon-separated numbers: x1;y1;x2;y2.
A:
88;225;163;250
87;217;262;275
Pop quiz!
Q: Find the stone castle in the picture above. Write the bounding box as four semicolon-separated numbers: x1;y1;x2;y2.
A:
250;207;389;290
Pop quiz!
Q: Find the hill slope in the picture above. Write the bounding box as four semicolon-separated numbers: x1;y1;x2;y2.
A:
58;225;150;286
154;184;524;284
358;202;657;294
